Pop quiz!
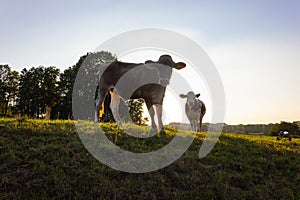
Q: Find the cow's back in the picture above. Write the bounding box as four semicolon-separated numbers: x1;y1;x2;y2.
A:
100;61;140;84
99;61;167;104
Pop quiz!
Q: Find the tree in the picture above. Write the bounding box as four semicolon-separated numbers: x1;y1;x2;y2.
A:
128;99;146;125
18;66;60;118
59;51;116;120
118;99;146;125
6;70;19;115
269;121;300;136
41;66;60;119
56;67;75;119
0;65;19;116
18;68;34;117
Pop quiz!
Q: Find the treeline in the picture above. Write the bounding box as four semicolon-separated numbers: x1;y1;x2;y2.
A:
0;51;145;124
169;123;274;135
221;124;274;135
169;121;300;136
221;121;300;136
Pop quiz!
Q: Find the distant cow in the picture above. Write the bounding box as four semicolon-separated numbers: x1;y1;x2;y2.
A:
95;55;186;133
180;91;206;132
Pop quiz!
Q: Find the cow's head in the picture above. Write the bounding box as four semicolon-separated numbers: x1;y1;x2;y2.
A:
145;55;186;85
158;55;186;70
180;91;200;106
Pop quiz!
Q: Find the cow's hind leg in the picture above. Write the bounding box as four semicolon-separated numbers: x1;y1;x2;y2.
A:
95;89;107;123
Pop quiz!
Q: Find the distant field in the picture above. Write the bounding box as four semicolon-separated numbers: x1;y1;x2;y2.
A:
0;118;299;199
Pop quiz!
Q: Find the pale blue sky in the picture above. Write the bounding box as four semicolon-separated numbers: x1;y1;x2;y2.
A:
1;0;299;124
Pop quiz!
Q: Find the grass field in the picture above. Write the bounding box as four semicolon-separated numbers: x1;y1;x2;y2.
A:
1;118;299;199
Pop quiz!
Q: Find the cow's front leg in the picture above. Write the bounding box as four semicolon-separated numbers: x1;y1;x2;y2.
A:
196;121;201;132
145;100;158;133
155;104;165;134
110;92;122;127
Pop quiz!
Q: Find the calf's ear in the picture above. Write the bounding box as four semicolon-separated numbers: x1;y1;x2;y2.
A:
179;94;187;98
195;93;200;98
174;62;186;70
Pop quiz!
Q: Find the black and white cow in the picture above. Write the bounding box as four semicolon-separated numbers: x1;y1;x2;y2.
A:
95;55;186;133
180;91;206;132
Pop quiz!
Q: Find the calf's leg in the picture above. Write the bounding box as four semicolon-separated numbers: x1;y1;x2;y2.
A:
196;121;200;132
193;120;197;132
199;115;204;132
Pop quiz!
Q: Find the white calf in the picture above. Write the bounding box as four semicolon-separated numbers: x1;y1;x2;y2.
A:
180;91;206;132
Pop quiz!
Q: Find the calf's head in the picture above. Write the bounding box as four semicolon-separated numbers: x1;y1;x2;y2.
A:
180;91;200;106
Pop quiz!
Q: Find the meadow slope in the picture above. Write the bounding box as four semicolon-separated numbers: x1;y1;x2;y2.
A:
0;118;299;199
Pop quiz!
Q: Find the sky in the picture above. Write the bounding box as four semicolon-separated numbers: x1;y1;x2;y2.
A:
1;0;299;124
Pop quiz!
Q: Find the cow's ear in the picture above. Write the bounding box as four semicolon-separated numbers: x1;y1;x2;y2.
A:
145;60;155;64
195;93;200;98
179;94;187;98
174;62;186;70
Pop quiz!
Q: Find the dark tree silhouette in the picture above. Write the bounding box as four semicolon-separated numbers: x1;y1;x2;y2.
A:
18;66;59;118
0;65;19;116
62;51;116;120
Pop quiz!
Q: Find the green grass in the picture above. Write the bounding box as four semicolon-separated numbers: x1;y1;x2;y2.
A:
0;118;299;199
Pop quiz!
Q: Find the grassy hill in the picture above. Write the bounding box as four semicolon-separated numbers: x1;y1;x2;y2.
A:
0;118;299;199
